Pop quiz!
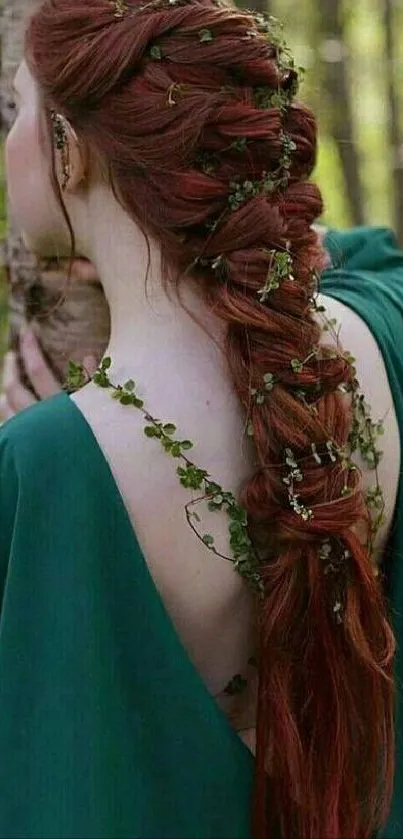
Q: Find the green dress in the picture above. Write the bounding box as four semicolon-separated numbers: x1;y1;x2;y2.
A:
0;225;401;838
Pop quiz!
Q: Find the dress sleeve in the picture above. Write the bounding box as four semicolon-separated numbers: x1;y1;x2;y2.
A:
324;225;403;274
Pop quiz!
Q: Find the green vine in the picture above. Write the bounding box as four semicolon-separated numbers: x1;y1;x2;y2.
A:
66;358;264;598
257;250;294;302
198;28;214;43
250;11;304;82
228;173;280;210
251;373;275;404
110;0;128;18
149;44;163;59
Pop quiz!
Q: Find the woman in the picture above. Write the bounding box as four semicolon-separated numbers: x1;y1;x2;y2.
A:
1;0;402;836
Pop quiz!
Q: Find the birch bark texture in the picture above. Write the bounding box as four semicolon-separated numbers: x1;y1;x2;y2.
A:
1;0;110;385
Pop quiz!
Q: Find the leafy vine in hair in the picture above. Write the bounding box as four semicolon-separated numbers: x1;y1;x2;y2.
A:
65;358;264;599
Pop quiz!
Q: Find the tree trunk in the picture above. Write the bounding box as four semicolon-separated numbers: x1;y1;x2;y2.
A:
251;0;272;13
238;0;272;15
318;0;365;227
383;0;403;244
1;0;110;387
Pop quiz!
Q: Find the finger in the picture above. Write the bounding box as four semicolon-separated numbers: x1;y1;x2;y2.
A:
0;393;16;422
2;351;37;413
70;258;100;284
83;355;99;377
20;329;62;398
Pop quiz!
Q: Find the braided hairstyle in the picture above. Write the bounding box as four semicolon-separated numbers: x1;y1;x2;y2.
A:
26;1;395;836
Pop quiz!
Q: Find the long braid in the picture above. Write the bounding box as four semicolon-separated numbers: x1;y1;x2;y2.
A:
27;1;396;835
198;139;395;838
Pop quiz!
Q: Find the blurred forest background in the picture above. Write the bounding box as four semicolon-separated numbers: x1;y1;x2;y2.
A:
0;0;402;378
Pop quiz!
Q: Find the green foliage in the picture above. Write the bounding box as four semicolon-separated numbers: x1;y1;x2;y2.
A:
257;251;294;302
65;361;88;391
149;45;162;59
198;29;213;42
73;355;265;596
224;674;248;695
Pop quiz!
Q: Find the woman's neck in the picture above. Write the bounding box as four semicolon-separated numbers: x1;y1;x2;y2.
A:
82;184;225;393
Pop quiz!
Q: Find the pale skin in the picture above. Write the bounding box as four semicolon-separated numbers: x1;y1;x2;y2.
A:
4;60;401;749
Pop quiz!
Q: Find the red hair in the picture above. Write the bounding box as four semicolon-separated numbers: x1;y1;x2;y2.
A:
25;1;395;836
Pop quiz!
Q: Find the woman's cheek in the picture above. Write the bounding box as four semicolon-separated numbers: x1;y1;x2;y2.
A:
6;114;41;224
5;112;65;255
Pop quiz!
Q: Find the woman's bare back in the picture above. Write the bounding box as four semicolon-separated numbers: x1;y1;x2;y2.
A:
70;291;400;748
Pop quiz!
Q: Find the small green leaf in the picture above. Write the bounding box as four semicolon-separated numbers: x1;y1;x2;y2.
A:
180;440;194;450
92;372;110;388
198;28;213;42
124;380;135;392
65;360;87;391
163;423;176;435
102;357;112;369
291;358;303;373
144;426;158;437
206;482;221;495
224;674;248;696
229;506;248;525
202;534;215;547
150;45;162;59
229;521;242;536
230;137;247;153
208;494;223;507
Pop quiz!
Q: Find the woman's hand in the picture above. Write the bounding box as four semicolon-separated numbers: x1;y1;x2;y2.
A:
0;257;100;422
0;329;98;420
0;328;61;420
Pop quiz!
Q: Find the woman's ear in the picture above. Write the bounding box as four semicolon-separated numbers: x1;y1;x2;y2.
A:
62;122;88;194
55;115;88;194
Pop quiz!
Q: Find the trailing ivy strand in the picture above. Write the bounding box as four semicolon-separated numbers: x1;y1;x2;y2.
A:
66;357;265;597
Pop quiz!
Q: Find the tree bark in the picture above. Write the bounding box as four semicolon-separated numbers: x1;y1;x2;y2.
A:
318;0;365;227
1;0;110;387
383;0;403;243
237;0;272;15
